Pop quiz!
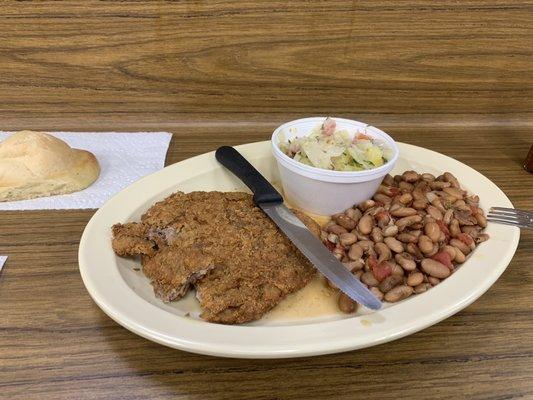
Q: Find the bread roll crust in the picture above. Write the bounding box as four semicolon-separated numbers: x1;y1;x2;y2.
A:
0;131;100;201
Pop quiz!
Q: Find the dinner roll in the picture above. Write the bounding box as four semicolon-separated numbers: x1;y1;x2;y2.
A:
0;130;100;201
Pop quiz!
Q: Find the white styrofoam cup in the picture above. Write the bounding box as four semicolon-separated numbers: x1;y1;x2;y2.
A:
271;117;399;216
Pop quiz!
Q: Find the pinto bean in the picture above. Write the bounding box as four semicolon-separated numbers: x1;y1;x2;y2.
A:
384;285;413;302
361;271;379;287
461;225;481;238
407;272;424;287
375;211;391;228
327;224;348;235
370;287;384;300
371;227;384;243
375;242;392;263
358;214;374;235
382;225;399;237
414;283;432;294
411;230;423;238
397;233;418;243
374;193;392;205
355;230;370;241
449;219;461;237
366;206;385;217
450;238;471;255
377;185;398;197
358;240;374;253
443;186;464;200
390;207;418;217
359;200;376;212
412;188;427;201
412;199;428;210
453;246;466;263
382;174;395;186
338;293;358;313
442;245;456;259
390;263;405;278
421;173;436;182
339;232;357;246
396;215;423;230
424;222;441;242
475;213;487;228
379;275;402;293
335;214;356;230
397;193;413;205
395;253;417;271
426;205;444;220
418;235;434;254
465;195;479;206
406;243;424;260
443;172;460;188
454;199;466;207
443;208;454;225
430;181;452;190
431;197;447;213
348;243;364;260
428;276;441;286
384;237;404;253
421;258;451;278
402;170;420;183
399;181;415;192
475;233;490;244
346;208;362;223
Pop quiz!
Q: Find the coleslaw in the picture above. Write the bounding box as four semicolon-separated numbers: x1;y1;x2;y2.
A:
279;117;393;171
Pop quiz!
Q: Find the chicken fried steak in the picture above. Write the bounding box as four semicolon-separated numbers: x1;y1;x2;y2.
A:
111;191;320;324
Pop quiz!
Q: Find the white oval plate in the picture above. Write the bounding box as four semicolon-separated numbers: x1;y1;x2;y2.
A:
79;141;520;359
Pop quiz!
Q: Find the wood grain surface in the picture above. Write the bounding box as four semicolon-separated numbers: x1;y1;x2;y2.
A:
1;125;532;400
0;1;532;399
1;0;532;123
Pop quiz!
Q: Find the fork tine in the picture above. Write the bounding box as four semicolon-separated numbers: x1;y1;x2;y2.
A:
486;217;533;229
488;212;533;222
487;214;530;224
490;207;533;218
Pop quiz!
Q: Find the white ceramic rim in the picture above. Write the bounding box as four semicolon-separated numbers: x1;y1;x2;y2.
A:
79;141;520;359
271;117;400;183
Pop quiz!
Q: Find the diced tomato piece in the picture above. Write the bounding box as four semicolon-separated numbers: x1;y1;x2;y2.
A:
457;233;474;246
436;219;451;239
322;118;336;136
389;186;400;197
431;251;453;270
324;240;336;251
367;255;378;270
375;211;390;224
357;133;373;140
372;261;392;282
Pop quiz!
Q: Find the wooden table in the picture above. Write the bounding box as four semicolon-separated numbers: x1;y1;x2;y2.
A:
1;1;532;399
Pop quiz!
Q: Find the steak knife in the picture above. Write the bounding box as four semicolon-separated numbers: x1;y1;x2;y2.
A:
215;146;382;310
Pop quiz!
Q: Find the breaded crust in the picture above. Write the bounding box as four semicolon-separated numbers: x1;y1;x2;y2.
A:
111;191;321;324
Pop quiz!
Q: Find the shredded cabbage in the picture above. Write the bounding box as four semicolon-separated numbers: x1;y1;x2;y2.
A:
279;117;392;171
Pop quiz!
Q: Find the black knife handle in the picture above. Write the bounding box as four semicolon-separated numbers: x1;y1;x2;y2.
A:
215;146;283;204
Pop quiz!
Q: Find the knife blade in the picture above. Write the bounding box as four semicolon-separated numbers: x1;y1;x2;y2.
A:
215;146;382;310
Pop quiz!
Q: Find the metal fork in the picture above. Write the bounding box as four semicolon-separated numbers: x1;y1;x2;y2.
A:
487;207;533;229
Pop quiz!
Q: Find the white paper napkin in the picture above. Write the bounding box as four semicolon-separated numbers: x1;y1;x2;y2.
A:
0;131;172;210
0;256;7;273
